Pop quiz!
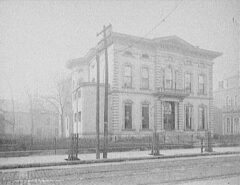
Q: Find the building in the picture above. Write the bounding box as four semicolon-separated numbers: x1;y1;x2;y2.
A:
214;74;240;135
67;31;221;139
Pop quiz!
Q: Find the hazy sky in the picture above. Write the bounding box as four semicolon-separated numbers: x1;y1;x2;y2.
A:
0;0;239;101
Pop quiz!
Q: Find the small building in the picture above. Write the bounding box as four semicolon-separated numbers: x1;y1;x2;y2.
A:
214;74;240;135
67;31;221;139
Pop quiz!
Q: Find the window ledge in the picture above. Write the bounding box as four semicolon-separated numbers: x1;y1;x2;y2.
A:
197;129;207;131
122;129;136;132
197;93;207;96
122;87;135;90
140;129;153;132
140;88;150;91
184;129;194;132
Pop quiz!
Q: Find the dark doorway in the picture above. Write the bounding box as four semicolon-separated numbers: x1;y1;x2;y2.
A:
163;101;175;130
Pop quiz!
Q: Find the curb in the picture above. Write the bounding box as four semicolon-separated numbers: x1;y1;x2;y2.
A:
0;151;240;170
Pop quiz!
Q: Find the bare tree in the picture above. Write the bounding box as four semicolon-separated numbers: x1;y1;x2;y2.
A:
43;76;71;138
25;89;34;148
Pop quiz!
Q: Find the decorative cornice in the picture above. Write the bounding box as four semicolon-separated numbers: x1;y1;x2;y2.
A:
67;31;222;70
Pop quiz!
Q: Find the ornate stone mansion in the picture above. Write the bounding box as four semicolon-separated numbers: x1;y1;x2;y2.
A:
67;32;221;138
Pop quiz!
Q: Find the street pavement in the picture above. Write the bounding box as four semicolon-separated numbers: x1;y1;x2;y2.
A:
0;154;240;185
0;146;240;167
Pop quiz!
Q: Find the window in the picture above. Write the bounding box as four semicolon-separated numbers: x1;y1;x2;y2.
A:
231;97;234;107
142;104;149;129
226;96;229;107
141;67;149;89
235;95;238;107
124;65;132;88
74;113;77;122
219;81;224;89
78;111;81;122
185;105;193;130
227;118;231;133
46;117;50;126
198;63;205;68
185;60;192;65
123;51;133;57
66;117;69;130
164;67;173;89
198;106;206;130
124;103;132;129
234;118;239;134
142;53;149;59
184;73;192;93
78;90;81;98
174;70;178;89
198;74;205;94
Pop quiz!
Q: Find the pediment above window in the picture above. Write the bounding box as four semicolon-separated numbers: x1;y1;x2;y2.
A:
123;99;133;104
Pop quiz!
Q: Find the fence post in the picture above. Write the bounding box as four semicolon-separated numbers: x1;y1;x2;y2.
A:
155;133;160;155
191;134;193;146
205;131;213;152
76;134;79;158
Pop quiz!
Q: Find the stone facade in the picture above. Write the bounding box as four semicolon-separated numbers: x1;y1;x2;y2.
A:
214;75;240;135
67;32;221;138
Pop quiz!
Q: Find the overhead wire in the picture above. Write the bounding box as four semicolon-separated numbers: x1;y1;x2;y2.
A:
115;0;184;54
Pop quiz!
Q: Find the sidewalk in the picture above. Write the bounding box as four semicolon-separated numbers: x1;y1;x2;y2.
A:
1;146;240;169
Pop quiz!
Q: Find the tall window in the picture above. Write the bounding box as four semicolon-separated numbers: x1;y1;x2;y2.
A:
142;104;149;129
226;118;231;133
198;74;205;94
165;67;173;89
226;96;229;107
185;105;193;130
142;67;149;89
198;106;206;130
74;113;77;122
175;70;179;89
124;103;132;129
185;73;192;93
234;118;239;134
124;65;132;88
78;111;81;122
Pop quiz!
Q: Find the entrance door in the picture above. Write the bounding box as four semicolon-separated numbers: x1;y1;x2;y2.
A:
163;101;175;130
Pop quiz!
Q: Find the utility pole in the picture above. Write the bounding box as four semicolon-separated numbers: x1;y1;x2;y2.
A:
96;52;100;159
97;24;112;158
